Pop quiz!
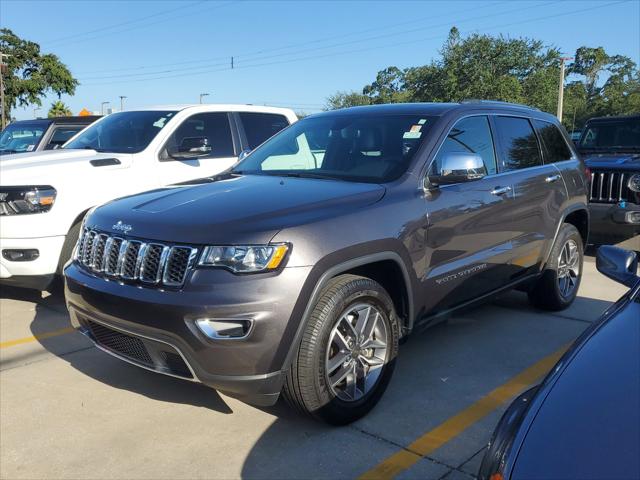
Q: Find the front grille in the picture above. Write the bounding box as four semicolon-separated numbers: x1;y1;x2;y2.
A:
86;320;153;367
76;229;197;288
589;170;637;203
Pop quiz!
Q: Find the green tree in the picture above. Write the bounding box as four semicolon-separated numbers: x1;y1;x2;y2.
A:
0;28;78;121
48;100;72;117
324;90;371;110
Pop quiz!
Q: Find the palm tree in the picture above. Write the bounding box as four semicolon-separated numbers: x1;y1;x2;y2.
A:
48;100;72;118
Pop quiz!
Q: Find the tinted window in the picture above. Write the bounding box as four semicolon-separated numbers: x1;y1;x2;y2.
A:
495;116;542;171
165;112;234;159
0;123;46;153
430;116;497;175
579;118;640;150
239;113;290;149
233;114;437;183
534;120;572;163
65;111;176;153
45;127;83;150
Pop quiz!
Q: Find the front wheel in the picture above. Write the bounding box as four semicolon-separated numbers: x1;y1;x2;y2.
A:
528;224;583;311
283;274;400;425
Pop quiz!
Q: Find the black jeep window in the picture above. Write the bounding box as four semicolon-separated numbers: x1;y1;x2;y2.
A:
495;116;542;171
431;116;497;175
165;112;234;159
45;127;83;150
533;120;572;163
239;112;290;149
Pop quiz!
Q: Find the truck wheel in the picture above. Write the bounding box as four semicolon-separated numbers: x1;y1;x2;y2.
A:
283;274;400;425
50;220;82;292
528;224;583;311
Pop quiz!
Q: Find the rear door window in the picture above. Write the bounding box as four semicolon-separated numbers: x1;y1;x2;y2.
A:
239;112;290;149
533;120;573;163
494;116;543;171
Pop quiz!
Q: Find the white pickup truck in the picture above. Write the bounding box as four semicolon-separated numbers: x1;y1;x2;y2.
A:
0;104;297;290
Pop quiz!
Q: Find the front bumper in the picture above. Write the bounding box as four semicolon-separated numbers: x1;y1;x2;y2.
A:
64;262;313;406
588;203;640;246
0;235;66;289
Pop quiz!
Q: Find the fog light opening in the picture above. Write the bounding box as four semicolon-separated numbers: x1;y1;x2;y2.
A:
2;249;39;262
195;318;252;340
625;211;640;224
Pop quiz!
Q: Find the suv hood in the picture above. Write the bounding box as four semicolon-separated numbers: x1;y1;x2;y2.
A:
89;174;386;244
0;149;132;185
581;152;640;171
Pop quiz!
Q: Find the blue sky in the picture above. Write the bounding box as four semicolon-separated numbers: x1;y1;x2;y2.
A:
2;0;639;119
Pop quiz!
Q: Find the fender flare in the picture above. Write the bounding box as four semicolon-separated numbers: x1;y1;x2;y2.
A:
544;203;590;266
281;251;414;372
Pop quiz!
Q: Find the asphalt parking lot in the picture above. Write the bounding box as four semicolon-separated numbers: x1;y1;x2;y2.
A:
0;255;628;480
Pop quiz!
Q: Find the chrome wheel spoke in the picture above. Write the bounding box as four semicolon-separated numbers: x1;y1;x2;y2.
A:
327;350;350;375
557;239;580;298
329;362;353;388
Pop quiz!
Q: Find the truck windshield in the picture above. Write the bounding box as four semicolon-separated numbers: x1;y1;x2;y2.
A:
65;111;176;153
0;123;46;154
233;114;437;183
579;117;640;151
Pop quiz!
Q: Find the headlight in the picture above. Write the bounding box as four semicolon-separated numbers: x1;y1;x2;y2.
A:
628;174;640;193
198;244;289;273
0;186;57;216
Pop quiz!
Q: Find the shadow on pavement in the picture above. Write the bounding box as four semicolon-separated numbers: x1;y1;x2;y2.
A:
23;289;233;414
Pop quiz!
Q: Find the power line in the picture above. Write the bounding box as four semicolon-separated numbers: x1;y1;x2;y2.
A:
80;0;628;87
77;0;548;82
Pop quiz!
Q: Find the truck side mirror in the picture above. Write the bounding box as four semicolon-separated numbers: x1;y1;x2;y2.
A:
169;136;212;160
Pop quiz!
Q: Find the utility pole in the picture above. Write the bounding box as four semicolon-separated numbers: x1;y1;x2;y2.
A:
0;52;11;130
199;93;210;104
101;101;110;115
557;57;573;120
119;96;127;111
33;106;40;119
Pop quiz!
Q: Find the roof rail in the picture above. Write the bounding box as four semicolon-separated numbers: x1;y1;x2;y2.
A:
460;99;540;111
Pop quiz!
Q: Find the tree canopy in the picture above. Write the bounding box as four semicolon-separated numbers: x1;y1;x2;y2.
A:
325;28;639;129
48;100;73;118
0;28;78;121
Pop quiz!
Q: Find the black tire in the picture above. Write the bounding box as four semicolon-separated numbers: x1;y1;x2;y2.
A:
47;220;83;293
283;274;400;425
528;223;583;311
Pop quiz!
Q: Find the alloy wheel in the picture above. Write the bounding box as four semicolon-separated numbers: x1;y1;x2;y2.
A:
557;238;580;298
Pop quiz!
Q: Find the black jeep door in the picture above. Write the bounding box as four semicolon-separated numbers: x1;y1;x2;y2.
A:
492;116;568;280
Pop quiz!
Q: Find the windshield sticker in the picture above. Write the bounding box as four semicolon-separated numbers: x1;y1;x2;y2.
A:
26;144;35;151
403;131;422;139
418;119;427;125
153;118;167;129
410;125;422;133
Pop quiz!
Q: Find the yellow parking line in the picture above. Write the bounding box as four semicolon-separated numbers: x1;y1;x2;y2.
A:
359;344;569;480
0;327;76;349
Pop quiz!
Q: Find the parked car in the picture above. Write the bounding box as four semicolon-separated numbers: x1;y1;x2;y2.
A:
0;105;296;290
478;245;639;480
64;101;589;424
0;116;101;155
577;114;640;246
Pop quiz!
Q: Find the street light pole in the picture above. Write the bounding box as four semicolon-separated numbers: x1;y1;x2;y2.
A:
101;101;110;115
119;96;127;111
557;57;573;121
199;93;210;104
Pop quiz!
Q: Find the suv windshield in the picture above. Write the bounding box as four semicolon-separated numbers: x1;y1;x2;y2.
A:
0;123;46;154
579;117;640;151
65;111;176;153
233;114;437;183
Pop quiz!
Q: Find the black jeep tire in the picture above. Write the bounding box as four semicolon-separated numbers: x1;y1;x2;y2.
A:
283;274;400;425
528;223;584;311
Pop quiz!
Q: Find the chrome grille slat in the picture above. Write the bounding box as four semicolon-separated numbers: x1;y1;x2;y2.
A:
75;229;195;288
589;170;637;204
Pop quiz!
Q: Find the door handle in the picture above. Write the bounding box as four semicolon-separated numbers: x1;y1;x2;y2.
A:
490;186;512;196
545;174;561;183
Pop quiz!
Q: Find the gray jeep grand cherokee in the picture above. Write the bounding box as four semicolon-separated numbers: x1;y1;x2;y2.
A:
64;102;589;424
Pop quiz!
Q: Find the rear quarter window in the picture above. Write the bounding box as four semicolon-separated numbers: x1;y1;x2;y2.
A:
239;113;290;149
533;120;573;163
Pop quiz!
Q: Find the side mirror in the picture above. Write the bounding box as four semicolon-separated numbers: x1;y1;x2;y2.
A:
169;136;212;159
238;149;251;161
596;245;639;287
428;152;487;186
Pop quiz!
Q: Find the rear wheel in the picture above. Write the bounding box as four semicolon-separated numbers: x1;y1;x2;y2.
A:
528;224;583;311
283;274;400;425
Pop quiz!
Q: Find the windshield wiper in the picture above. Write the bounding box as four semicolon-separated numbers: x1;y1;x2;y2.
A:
264;171;342;181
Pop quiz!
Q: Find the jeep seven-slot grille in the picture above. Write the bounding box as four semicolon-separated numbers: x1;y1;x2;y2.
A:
76;228;197;288
589;170;636;204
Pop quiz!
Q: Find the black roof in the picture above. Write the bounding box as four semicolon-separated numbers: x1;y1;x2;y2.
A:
309;101;553;120
585;114;640;123
8;115;101;126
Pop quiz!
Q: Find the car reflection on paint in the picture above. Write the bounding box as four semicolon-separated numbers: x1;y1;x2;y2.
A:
478;245;640;480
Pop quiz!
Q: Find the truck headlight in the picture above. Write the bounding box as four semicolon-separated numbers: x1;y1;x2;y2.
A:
198;244;289;273
0;186;57;216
